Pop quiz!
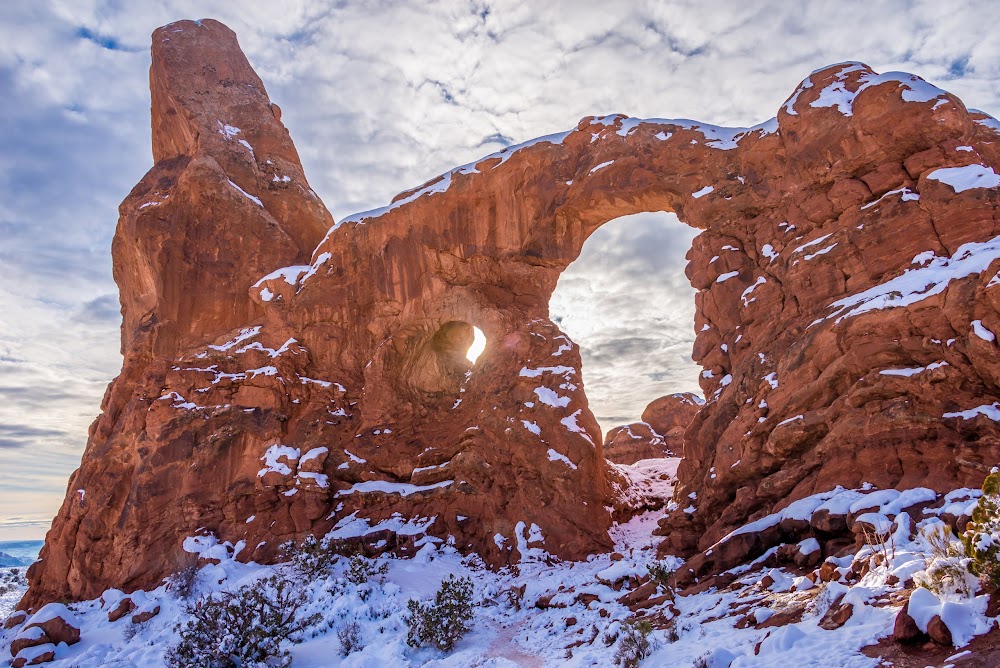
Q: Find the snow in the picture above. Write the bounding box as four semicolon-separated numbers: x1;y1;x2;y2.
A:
6;482;998;668
741;276;766;306
927;164;1000;192
227;179;264;207
817;234;1000;325
717;270;739;283
792;233;833;255
258;444;300;477
761;244;778;261
299;447;329;464
208;326;261;351
971;319;996;342
254;265;311;288
692;185;714;199
802;242;837;261
589;160;614;174
860;186;919;210
26;602;77;627
612;115;777;150
906;587;990;647
333;129;572;229
335;480;454;497
944;402;1000;421
560;410;594;445
809;65;949;118
879;360;948;376
546;448;577;469
521;420;541;435
519;365;574;378
532;386;571;408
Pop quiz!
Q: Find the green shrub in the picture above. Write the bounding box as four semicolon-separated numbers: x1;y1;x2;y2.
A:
346;554;388;586
915;524;977;598
284;535;358;579
962;467;1000;591
646;560;677;600
614;619;653;667
405;574;474;652
166;574;320;668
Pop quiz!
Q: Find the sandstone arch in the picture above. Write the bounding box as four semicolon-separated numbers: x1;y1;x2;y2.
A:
23;20;1000;607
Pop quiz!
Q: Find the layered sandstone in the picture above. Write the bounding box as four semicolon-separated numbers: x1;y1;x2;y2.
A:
22;21;1000;607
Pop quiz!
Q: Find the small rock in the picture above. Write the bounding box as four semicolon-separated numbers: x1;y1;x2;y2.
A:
108;597;135;622
3;611;27;630
12;643;56;668
926;615;953;646
131;604;161;624
893;600;922;642
565;616;577;627
819;602;854;630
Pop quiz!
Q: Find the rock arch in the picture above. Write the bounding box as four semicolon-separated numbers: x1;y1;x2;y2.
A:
23;21;1000;607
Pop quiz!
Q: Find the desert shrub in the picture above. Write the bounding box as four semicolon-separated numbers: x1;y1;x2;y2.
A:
284;535;361;579
346;554;388;585
166;565;200;600
166;574;320;668
337;620;363;656
406;574;474;652
646;560;677;600
962;467;1000;591
915;524;977;598
614;619;653;668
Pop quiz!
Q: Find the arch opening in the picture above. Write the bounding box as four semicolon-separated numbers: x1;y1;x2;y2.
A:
549;211;702;440
466;326;487;364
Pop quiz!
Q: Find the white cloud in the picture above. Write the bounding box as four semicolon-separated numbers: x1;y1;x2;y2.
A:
2;0;1000;536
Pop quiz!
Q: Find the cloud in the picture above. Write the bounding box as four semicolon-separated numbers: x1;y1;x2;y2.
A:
1;0;1000;523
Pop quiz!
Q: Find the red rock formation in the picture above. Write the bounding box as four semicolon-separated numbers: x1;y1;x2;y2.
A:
603;393;700;464
22;22;1000;607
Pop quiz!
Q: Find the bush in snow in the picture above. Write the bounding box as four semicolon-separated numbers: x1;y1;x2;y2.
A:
405;574;474;652
962;467;1000;591
166;574;320;668
285;534;358;579
346;554;388;586
166;564;200;600
646;560;677;600
337;620;363;656
915;524;977;598
614;619;653;668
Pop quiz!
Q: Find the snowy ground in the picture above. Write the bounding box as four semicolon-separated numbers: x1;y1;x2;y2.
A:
1;474;997;667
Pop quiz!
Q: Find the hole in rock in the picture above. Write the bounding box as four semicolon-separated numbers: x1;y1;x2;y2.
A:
549;211;702;437
466;326;487;363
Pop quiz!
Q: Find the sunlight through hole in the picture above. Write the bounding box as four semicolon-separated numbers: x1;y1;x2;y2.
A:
466;326;487;363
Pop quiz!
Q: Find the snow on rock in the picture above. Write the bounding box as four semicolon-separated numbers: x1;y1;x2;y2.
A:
944;402;1000;421
906;587;991;647
817;234;1000;324
971;319;996;342
547;448;577;470
335;480;454;497
692;185;715;198
258;444;300;477
927;164;1000;192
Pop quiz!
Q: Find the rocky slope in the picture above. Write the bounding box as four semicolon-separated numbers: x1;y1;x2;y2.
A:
21;19;1000;609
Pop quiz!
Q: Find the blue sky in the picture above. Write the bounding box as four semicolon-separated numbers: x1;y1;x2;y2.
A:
2;0;1000;540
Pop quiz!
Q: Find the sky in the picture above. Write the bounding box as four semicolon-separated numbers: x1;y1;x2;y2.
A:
1;0;1000;540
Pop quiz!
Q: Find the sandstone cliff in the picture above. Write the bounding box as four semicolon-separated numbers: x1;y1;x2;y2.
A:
22;22;1000;607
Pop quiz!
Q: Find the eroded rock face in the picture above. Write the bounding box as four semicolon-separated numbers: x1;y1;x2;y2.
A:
603;393;701;464
22;21;1000;607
